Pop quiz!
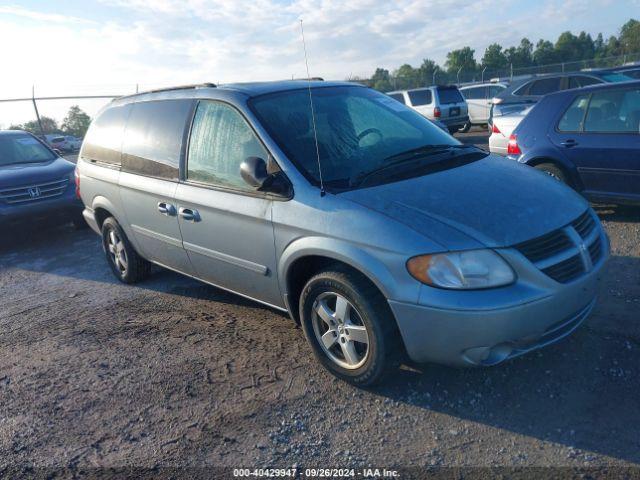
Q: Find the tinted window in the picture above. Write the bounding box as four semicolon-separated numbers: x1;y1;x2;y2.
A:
250;86;461;191
570;76;602;88
82;104;132;165
558;94;589;132
121;100;193;179
407;89;432;106
0;134;56;166
462;87;485;100
187;101;269;191
437;87;464;104
488;85;505;97
388;93;405;104
528;78;562;96
584;88;640;133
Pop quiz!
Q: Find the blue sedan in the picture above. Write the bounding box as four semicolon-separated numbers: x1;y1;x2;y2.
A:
507;80;640;205
0;130;84;228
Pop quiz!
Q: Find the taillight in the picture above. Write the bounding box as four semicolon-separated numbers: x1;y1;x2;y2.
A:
491;123;501;134
433;106;441;118
74;165;81;199
507;134;522;155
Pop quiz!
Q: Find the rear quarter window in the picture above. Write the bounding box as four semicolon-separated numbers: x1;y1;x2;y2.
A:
407;89;432;106
436;87;463;104
121;99;194;179
82;104;132;166
388;93;406;104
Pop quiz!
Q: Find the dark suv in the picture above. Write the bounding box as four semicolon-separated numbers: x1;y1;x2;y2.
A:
507;81;640;205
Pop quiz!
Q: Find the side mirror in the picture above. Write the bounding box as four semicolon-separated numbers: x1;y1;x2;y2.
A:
240;156;270;188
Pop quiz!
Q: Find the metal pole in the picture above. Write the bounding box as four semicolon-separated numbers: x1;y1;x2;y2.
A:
433;67;438;85
482;66;486;83
510;63;513;81
457;67;462;85
31;85;45;138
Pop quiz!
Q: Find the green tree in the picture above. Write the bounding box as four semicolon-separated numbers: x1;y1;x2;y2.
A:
445;46;477;74
504;38;534;68
417;58;439;86
481;43;508;70
619;19;640;53
533;39;557;65
16;116;59;135
61;105;91;138
370;67;392;92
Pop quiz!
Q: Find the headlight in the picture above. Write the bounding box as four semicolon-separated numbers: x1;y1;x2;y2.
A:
406;249;515;290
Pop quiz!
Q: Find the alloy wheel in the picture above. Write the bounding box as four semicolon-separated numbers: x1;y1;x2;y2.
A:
311;292;370;370
107;229;128;275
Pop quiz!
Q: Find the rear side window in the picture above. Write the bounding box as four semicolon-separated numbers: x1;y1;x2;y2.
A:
488;85;505;97
569;76;601;89
528;78;562;96
558;94;589;132
407;89;432;106
436;87;463;104
388;93;405;104
121;100;193;179
584;88;640;133
81;104;131;165
187;101;269;191
462;87;487;100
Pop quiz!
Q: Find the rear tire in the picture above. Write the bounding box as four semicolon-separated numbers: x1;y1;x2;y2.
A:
299;266;401;386
535;163;567;184
101;217;151;284
447;126;459;135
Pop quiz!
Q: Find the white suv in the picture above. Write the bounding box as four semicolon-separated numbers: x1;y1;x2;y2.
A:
388;86;469;134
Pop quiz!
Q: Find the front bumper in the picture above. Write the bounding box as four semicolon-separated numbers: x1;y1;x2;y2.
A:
389;235;608;367
0;190;82;227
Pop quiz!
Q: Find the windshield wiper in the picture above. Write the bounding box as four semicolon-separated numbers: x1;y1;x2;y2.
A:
350;144;480;188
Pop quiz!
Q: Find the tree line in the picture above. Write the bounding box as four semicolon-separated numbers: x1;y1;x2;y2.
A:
9;105;92;139
364;18;640;91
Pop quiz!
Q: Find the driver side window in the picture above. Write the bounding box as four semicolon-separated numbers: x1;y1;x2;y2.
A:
187;101;268;191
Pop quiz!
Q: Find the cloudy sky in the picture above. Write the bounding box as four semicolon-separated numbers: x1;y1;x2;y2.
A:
0;0;637;126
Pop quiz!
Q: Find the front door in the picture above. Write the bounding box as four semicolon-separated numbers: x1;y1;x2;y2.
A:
551;86;640;201
174;100;283;307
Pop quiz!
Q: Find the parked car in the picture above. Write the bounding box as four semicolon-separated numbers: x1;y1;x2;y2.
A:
507;81;640;205
459;82;507;131
48;135;71;152
65;136;82;151
0;130;84;228
489;71;634;128
387;85;469;133
489;105;534;155
77;81;608;385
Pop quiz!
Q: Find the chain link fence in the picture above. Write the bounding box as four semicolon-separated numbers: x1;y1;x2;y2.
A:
352;52;640;91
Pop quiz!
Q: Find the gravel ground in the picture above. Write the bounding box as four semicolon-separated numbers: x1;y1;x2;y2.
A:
0;133;638;477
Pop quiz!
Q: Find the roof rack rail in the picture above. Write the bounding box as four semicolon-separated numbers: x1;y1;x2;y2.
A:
116;82;217;100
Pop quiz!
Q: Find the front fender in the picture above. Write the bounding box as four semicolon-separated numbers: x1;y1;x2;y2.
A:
277;236;421;305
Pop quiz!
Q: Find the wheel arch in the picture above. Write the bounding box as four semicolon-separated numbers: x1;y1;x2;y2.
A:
526;156;581;189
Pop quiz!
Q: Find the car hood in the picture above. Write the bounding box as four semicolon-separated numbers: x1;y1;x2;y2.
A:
340;155;588;248
0;157;74;189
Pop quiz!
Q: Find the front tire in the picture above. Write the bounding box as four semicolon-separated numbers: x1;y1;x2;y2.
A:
299;266;401;386
101;217;151;283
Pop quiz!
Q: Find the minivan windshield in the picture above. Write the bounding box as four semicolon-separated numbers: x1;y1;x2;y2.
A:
0;134;56;166
250;86;485;191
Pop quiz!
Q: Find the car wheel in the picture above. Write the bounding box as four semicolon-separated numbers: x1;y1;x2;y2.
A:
535;163;567;184
299;266;401;386
447;126;459;135
101;217;151;283
458;122;471;133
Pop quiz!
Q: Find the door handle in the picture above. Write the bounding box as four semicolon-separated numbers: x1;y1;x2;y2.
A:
561;139;578;148
157;202;176;216
179;207;201;222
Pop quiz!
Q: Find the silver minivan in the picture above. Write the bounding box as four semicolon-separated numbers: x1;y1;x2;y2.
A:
387;86;469;134
459;82;507;131
77;81;608;385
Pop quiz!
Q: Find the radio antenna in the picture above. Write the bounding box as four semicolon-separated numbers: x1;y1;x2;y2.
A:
300;19;325;196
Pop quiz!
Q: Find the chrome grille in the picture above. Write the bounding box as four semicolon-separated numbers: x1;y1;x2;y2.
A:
0;178;69;205
515;209;603;284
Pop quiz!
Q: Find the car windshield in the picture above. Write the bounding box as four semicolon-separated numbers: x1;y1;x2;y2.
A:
0;134;56;166
250;86;485;191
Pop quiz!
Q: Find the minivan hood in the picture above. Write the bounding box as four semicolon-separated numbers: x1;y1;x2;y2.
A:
341;155;588;248
0;157;74;189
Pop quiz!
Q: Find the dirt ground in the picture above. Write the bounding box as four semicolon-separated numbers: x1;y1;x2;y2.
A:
1;133;639;477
